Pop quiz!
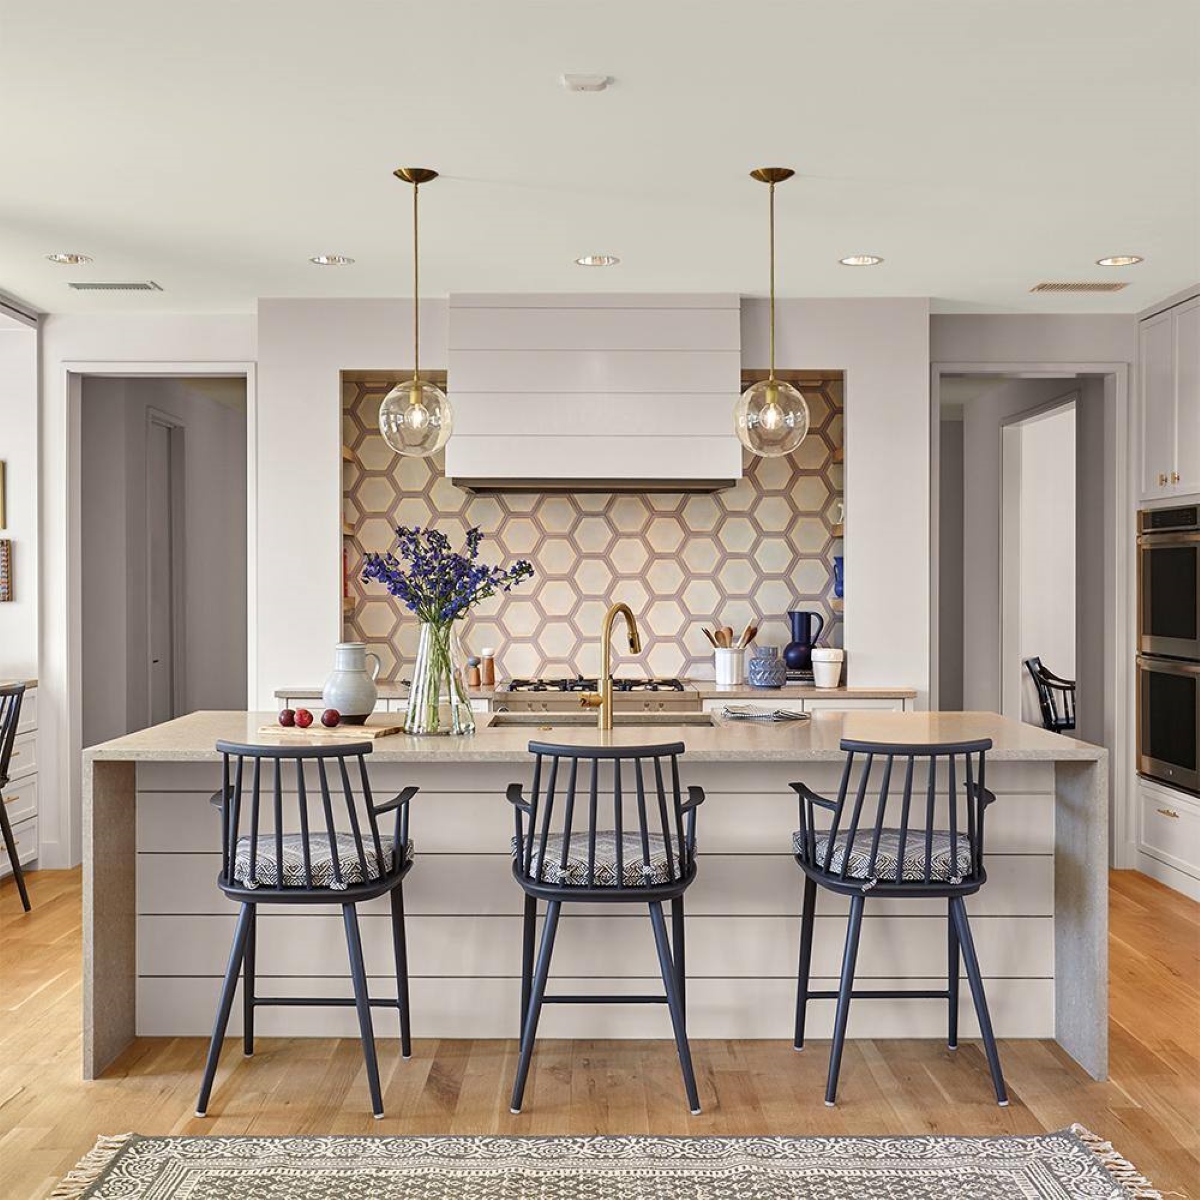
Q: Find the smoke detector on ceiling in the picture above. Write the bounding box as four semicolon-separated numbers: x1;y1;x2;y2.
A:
560;73;611;92
1029;281;1129;294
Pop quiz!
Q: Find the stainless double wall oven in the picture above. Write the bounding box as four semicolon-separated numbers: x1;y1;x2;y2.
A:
1138;504;1200;793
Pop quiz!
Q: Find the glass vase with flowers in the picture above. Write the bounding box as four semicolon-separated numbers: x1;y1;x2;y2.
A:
362;526;533;735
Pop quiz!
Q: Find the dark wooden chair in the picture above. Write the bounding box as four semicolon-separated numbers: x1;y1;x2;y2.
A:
507;740;704;1114
196;740;417;1119
1025;656;1076;733
791;737;1007;1107
0;684;31;912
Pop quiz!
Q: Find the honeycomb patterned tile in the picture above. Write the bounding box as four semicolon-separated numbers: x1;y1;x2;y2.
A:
610;535;650;576
646;516;685;555
342;376;843;680
717;514;756;553
645;557;685;595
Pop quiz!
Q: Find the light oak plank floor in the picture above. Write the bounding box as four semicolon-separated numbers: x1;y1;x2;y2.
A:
1;868;1196;1198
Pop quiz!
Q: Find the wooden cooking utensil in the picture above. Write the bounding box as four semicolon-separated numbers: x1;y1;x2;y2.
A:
720;626;735;648
737;622;756;649
701;627;719;649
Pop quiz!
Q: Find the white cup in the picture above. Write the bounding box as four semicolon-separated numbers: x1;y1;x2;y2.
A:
714;648;746;686
811;647;845;689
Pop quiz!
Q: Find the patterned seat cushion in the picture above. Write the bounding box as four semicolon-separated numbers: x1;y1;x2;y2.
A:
793;827;974;884
233;832;413;891
513;830;685;888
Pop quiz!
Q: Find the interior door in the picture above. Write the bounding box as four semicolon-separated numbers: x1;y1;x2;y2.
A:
147;416;177;725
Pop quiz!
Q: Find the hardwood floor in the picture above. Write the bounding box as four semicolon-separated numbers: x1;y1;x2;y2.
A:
1;868;1197;1198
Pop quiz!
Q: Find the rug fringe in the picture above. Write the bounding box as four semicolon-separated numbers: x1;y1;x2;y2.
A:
48;1133;135;1199
1070;1124;1165;1199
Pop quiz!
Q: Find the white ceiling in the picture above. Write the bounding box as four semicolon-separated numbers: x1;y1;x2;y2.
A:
2;0;1197;315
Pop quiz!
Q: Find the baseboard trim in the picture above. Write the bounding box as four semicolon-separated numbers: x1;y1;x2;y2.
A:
1135;852;1200;901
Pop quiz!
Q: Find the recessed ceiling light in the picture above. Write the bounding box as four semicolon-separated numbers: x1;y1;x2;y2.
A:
839;254;884;266
46;252;92;265
309;254;355;266
1096;255;1143;267
575;254;619;267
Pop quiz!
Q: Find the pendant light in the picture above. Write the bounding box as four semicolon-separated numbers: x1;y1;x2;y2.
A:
735;167;809;457
379;167;454;457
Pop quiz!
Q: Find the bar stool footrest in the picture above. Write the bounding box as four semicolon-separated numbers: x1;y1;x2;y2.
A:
542;993;668;1005
804;988;952;1001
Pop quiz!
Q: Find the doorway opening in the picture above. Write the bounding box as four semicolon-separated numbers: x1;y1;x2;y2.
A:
79;376;248;749
1001;399;1077;725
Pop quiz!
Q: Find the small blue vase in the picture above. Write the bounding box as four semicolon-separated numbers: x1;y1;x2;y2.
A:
833;556;844;599
747;646;787;689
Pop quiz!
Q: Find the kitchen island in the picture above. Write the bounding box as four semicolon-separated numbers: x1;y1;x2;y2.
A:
83;710;1106;1083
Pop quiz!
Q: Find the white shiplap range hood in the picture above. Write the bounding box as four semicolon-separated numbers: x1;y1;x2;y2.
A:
445;294;742;491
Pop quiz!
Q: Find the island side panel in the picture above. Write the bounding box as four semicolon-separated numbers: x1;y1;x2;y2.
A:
132;759;1058;1044
83;758;138;1079
1054;756;1109;1080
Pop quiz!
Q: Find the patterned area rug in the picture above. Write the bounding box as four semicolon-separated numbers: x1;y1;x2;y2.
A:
52;1127;1161;1199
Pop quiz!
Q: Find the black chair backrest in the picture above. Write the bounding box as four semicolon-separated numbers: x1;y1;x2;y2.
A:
214;740;405;892
793;737;995;890
1024;656;1076;731
513;740;696;891
0;684;24;786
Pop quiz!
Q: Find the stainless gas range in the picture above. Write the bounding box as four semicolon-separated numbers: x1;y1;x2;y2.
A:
494;676;701;714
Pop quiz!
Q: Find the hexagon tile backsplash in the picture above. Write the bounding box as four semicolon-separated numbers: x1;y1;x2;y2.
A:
342;376;844;682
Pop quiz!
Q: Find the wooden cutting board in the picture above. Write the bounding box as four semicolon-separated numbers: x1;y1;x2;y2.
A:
256;718;405;740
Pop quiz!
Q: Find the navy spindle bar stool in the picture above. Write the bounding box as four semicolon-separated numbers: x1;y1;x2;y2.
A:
791;736;1008;1107
507;740;705;1115
0;684;31;912
196;739;418;1119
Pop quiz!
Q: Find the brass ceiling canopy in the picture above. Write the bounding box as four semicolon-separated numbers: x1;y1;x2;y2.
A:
734;166;810;458
378;167;454;458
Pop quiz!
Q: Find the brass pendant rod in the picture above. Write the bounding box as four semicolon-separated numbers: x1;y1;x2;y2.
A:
412;180;420;385
768;180;776;381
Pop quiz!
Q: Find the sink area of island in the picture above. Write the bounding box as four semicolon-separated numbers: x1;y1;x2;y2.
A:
82;709;1107;1086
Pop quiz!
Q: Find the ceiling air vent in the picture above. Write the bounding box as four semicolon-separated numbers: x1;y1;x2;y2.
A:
1029;281;1128;294
67;280;164;291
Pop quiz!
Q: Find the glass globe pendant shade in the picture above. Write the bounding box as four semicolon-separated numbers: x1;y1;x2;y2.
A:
379;377;453;457
734;376;810;457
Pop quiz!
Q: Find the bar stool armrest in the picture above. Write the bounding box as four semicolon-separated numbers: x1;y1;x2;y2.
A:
506;783;533;813
374;785;418;815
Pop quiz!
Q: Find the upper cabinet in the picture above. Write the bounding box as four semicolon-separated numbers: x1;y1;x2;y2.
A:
1141;295;1200;501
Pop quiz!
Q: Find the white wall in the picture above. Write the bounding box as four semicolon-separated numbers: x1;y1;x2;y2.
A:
39;313;256;867
1016;405;1076;725
80;377;247;749
0;324;39;679
255;299;446;704
743;298;933;699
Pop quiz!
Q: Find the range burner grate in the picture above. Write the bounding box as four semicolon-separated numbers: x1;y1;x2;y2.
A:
505;676;686;693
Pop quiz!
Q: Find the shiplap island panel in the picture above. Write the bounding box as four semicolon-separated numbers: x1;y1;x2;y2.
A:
83;710;1106;1083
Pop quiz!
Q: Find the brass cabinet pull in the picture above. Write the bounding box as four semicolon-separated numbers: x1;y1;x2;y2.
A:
1171;471;1181;484
2;794;14;805
1156;807;1180;819
1158;473;1169;486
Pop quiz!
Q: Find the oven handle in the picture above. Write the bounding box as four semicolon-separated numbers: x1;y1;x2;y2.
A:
1137;656;1200;677
1138;531;1200;547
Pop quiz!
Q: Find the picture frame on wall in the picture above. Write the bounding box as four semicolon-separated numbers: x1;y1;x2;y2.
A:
0;537;11;602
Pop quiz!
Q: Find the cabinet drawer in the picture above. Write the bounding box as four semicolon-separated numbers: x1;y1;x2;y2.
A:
17;687;36;733
1138;785;1200;879
1;775;37;826
805;697;906;712
7;730;37;779
0;814;37;877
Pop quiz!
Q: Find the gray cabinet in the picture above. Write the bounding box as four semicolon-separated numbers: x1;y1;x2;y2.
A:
1140;295;1200;500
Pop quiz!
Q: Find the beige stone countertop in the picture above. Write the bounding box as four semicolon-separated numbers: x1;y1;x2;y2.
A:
688;682;917;699
84;709;1104;764
275;683;502;700
1;677;37;690
274;681;915;701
